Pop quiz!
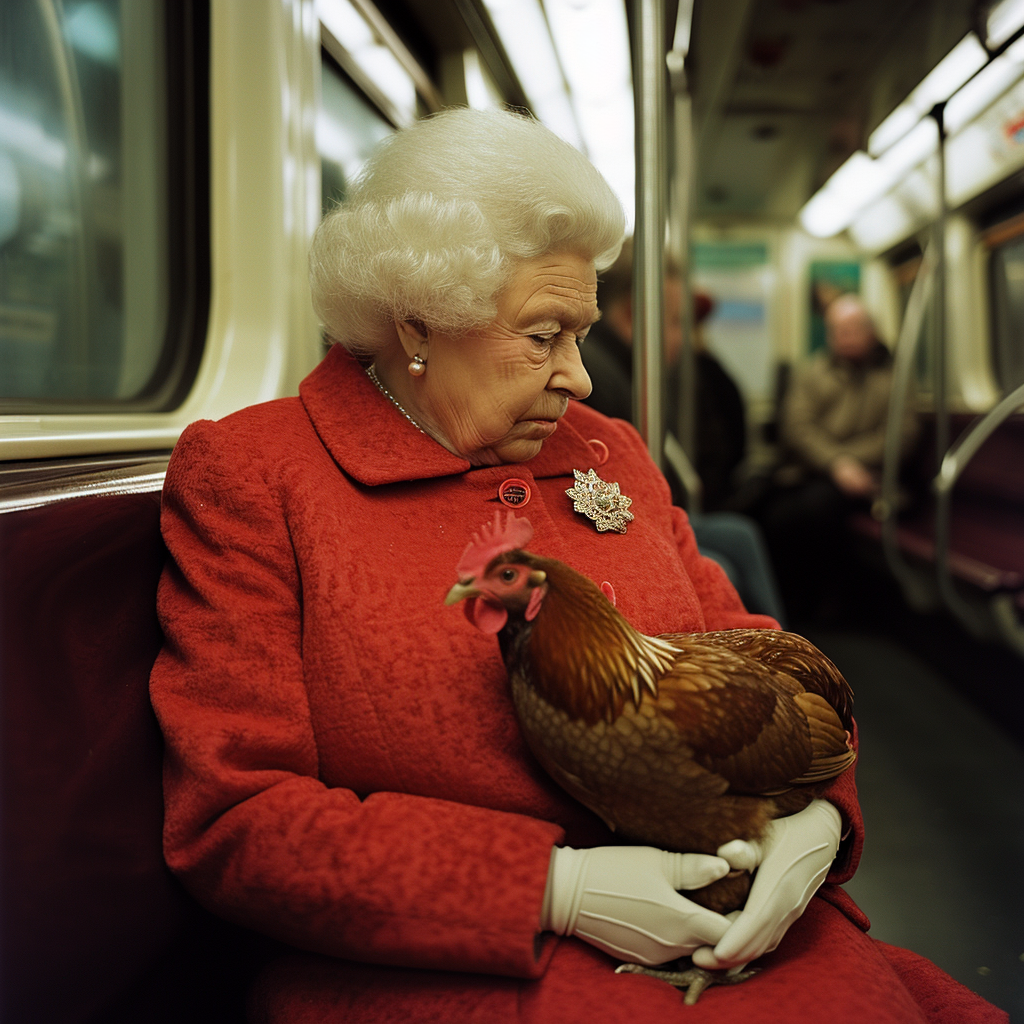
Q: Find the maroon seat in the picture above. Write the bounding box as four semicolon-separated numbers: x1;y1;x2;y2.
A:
849;413;1024;595
0;490;258;1023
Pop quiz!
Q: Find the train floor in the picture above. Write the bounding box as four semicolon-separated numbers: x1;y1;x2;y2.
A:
796;615;1024;1022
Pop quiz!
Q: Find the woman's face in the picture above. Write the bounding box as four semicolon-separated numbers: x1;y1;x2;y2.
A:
415;251;598;466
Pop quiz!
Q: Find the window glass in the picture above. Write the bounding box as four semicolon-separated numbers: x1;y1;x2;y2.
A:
318;54;391;214
989;234;1024;393
0;0;169;405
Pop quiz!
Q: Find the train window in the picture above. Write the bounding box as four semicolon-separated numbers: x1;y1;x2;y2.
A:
988;231;1024;393
0;1;204;411
318;54;392;214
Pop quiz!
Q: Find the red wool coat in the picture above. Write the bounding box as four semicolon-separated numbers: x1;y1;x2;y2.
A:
151;345;1006;1024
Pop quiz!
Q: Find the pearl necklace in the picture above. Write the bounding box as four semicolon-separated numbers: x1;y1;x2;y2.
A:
366;364;425;433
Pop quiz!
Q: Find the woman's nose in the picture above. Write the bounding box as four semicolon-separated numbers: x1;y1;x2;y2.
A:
550;342;592;400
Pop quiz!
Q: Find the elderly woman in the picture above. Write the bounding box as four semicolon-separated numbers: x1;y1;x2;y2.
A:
150;109;1002;1024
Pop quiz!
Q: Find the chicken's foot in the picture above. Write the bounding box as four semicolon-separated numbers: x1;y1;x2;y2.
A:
615;960;758;1005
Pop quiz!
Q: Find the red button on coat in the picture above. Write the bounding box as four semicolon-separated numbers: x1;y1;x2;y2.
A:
498;479;531;507
587;438;609;466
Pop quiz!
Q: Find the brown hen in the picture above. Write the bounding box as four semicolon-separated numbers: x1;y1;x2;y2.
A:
446;512;856;915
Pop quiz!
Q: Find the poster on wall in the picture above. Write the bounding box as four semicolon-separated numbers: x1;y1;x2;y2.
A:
808;260;861;353
692;241;773;405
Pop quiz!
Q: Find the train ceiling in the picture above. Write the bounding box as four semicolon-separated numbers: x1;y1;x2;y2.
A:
688;0;980;220
371;0;991;224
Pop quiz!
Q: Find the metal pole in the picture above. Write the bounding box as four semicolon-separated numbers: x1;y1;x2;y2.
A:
931;103;949;471
667;44;698;509
633;0;667;470
930;101;972;630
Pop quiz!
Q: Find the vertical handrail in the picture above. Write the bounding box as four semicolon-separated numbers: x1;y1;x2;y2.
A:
633;0;667;470
931;104;950;482
667;38;699;510
879;243;935;597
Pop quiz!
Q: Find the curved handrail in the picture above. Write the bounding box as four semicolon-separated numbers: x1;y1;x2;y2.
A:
879;242;936;603
664;431;703;511
934;382;1024;653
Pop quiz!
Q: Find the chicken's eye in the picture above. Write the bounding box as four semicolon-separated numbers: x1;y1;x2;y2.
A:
500;568;517;583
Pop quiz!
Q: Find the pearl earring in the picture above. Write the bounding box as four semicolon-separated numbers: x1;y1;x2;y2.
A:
408;354;426;376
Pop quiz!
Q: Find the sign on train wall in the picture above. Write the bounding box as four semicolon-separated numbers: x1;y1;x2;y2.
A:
692;240;774;408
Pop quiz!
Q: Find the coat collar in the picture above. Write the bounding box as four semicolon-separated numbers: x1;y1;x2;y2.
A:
299;345;601;486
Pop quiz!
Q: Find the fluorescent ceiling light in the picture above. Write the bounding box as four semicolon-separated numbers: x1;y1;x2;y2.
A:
799;152;880;237
543;0;634;223
480;0;583;150
946;40;1024;133
318;0;372;51
869;33;988;155
544;0;630;104
915;33;989;105
798;131;939;239
987;0;1024;48
849;193;917;251
876;117;938;180
463;49;503;110
317;0;418;124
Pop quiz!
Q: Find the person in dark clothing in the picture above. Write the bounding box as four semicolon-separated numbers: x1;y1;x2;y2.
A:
582;241;785;625
687;293;747;512
582;244;746;510
580;239;649;425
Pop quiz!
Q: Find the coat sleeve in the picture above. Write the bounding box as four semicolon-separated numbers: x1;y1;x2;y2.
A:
150;421;563;978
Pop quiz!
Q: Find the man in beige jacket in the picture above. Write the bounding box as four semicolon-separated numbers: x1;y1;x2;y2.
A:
757;294;917;619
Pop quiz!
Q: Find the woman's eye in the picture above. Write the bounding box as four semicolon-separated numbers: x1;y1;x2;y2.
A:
530;334;555;346
501;568;517;582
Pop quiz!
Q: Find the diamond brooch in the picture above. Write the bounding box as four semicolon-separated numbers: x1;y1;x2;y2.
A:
566;468;634;534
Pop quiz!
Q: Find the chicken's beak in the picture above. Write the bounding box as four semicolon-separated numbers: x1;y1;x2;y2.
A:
445;580;480;606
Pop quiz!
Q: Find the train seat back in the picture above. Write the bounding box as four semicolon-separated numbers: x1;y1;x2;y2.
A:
851;412;1024;595
0;489;256;1023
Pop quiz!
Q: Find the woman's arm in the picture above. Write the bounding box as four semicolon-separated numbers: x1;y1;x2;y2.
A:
151;420;562;978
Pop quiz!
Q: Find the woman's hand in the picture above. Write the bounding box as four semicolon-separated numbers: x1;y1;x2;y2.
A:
542;845;733;965
691;799;842;970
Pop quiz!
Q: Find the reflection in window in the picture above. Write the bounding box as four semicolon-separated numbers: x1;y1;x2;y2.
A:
0;1;168;404
318;55;391;214
989;233;1024;394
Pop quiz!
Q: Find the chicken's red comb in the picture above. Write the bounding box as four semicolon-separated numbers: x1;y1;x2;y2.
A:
456;511;534;580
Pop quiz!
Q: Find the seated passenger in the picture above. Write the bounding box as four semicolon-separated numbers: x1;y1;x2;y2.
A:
583;243;781;623
753;293;918;620
149;109;998;1024
582;241;746;511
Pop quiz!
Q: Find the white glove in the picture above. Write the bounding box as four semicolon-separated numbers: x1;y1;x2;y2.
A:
541;845;733;966
691;799;842;970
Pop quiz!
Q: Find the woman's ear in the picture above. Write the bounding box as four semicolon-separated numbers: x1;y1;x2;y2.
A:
394;319;429;360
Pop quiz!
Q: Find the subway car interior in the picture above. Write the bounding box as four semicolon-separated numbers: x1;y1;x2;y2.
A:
1;0;1022;1021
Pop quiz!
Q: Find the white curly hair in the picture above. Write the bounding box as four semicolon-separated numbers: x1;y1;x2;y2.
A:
309;107;626;356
